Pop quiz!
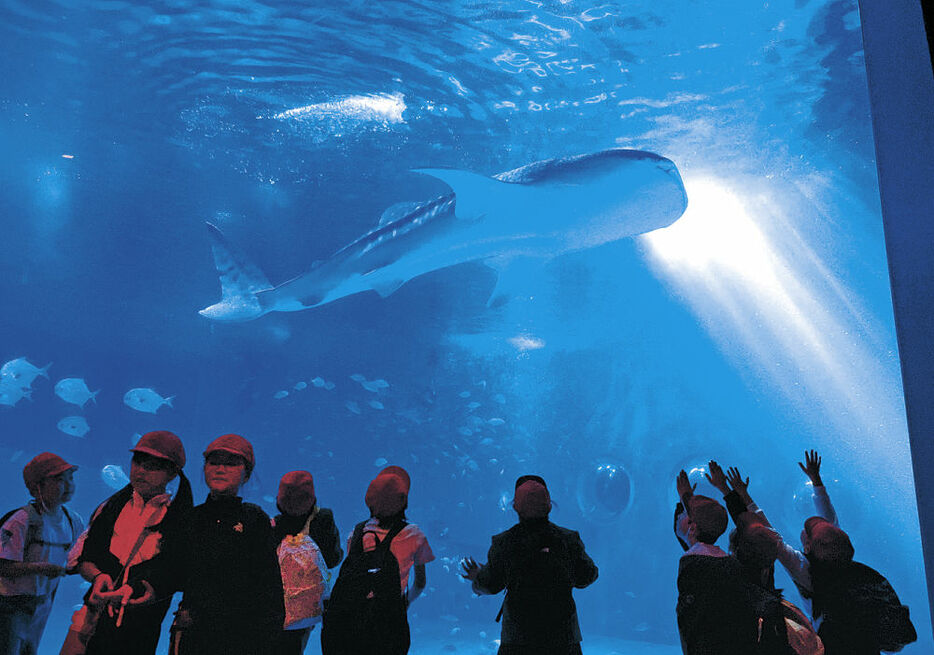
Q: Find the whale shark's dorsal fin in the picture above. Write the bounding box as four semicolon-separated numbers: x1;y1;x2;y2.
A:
206;223;273;299
412;169;515;222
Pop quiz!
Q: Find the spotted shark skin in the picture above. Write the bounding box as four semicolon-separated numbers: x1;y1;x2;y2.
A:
200;149;688;321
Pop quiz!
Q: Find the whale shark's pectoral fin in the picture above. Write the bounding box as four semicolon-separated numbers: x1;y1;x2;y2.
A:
369;277;407;298
412;169;515;222
200;223;271;320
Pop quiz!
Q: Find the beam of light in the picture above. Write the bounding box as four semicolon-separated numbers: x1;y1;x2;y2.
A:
643;176;906;463
272;92;406;123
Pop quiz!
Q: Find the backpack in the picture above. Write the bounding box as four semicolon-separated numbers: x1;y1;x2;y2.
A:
781;599;824;655
278;513;332;630
0;503;77;557
812;560;917;653
847;564;917;652
501;524;575;644
321;520;409;655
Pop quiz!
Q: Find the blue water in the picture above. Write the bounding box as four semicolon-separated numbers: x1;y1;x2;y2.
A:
0;0;930;652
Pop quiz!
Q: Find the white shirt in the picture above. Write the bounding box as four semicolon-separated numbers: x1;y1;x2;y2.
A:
0;505;83;597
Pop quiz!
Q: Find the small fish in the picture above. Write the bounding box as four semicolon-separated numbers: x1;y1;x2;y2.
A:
374;457;388;467
350;373;366;383
509;335;545;351
273;390;289;399
323;381;335;390
57;416;90;438
467;401;481;410
345;400;361;415
101;464;130;491
311;376;326;388
54;378;100;408
370;379;389;389
480;438;494;445
369;400;385;410
458;427;472;437
262;495;275;503
293;381;308;391
488;418;506;426
0;358;51;388
123;388;174;414
634;621;650;632
458;391;471;398
10;450;23;462
361;380;381;393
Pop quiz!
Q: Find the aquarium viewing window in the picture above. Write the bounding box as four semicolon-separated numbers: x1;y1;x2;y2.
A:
1;0;932;653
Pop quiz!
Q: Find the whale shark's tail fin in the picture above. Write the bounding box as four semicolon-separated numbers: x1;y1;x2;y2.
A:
199;223;271;321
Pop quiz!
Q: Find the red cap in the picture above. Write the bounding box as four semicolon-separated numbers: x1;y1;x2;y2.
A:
23;453;77;494
513;479;551;519
277;471;316;516
131;430;186;469
365;473;407;518
204;434;255;471
378;465;411;493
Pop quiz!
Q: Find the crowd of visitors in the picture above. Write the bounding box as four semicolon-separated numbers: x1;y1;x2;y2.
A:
0;433;919;655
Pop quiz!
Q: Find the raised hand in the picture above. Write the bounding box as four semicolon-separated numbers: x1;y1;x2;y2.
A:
726;467;752;505
460;557;481;582
676;470;696;503
798;450;824;486
705;461;730;496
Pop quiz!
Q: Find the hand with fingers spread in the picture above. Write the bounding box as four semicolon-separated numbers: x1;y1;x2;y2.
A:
460;557;481;582
798;450;824;487
705;461;731;497
726;467;752;506
676;470;696;504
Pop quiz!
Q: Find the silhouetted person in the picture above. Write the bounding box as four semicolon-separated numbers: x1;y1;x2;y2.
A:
675;470;758;655
462;475;598;655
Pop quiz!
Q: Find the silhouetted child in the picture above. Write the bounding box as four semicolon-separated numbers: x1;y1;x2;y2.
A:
321;469;433;655
806;523;916;654
0;453;83;655
65;431;191;655
721;452;838;618
675;470;758;654
174;434;284;655
272;471;342;654
461;475;598;655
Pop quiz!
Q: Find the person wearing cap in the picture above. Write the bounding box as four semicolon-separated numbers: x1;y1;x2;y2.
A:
0;452;83;655
359;468;433;606
271;470;342;654
65;430;192;655
461;475;598;655
174;434;284;655
321;469;433;655
674;469;760;655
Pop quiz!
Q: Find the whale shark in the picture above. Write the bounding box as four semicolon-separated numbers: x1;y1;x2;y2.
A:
200;148;688;321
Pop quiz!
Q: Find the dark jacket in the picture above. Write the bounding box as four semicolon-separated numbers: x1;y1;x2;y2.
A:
677;553;759;655
272;506;343;569
473;518;598;646
78;478;192;655
178;495;285;655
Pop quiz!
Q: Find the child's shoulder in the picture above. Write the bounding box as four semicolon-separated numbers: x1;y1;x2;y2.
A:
0;505;32;532
240;501;272;523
